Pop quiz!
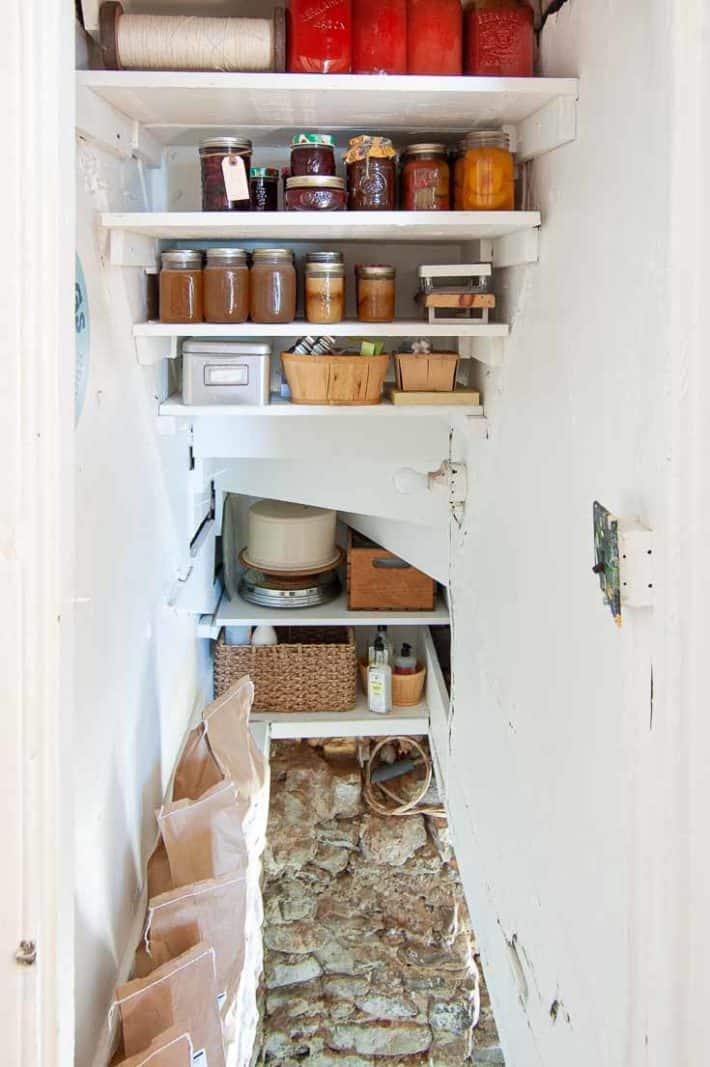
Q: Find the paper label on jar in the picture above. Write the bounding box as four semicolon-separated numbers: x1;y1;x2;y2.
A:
222;155;249;203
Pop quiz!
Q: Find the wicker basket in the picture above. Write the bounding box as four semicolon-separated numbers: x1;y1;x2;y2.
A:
282;352;390;405
394;352;459;392
214;627;358;712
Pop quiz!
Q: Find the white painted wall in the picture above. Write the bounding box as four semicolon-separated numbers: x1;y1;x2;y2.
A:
446;3;682;1066
74;144;210;1066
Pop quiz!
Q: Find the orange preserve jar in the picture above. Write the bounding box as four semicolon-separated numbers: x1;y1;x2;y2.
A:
159;250;203;324
401;144;450;211
458;130;514;211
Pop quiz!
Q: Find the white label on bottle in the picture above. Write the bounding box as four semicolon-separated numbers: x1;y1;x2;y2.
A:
368;669;390;715
222;155;249;203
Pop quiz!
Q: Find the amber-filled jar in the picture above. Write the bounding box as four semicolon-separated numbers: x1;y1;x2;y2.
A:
345;136;397;211
356;265;396;322
250;249;297;324
457;130;514;211
203;248;250;324
250;168;279;212
199;137;252;212
290;134;336;177
285;176;347;211
464;0;534;77
401;144;450;211
159;251;203;324
305;261;345;324
407;0;463;74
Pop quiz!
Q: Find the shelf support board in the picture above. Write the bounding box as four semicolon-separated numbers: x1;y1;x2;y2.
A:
76;84;162;167
109;228;158;268
515;95;577;164
481;228;539;269
137;333;179;366
458;335;505;366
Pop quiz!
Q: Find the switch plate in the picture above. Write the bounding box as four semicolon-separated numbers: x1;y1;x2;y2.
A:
593;502;654;626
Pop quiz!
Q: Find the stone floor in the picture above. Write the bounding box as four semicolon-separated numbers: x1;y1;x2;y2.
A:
253;739;505;1067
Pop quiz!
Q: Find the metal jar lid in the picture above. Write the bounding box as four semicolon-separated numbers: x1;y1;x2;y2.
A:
306;251;344;265
205;247;248;264
459;129;511;152
291;133;335;148
161;250;203;268
199;136;252;152
356;264;396;278
305;261;345;275
250;167;279;179
401;143;448;158
285;175;346;191
252;248;294;261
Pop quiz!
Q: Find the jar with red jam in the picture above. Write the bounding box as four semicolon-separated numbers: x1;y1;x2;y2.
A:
352;0;407;74
250;168;279;212
407;0;463;75
285;176;347;211
286;0;352;73
401;144;450;211
290;134;336;177
199;137;252;212
464;0;534;77
344;136;397;211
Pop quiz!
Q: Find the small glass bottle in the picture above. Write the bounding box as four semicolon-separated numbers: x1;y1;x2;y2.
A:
368;636;392;714
393;642;418;675
356;265;396;322
249;168;279;211
250;249;297;324
203;248;250;324
159;250;203;324
305;261;346;324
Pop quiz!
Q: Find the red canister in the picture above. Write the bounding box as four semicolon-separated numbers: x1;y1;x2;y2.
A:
407;0;462;75
464;0;534;77
287;0;353;73
353;0;407;74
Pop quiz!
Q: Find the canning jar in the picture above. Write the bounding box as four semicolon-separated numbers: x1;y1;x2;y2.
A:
159;251;203;324
204;248;250;324
285;176;347;211
250;249;297;324
352;0;407;74
305;261;345;324
401;144;450;211
250;168;279;212
199;137;252;211
464;0;534;77
286;0;352;73
458;130;514;210
291;134;336;177
407;0;463;75
356;265;396;322
345;136;397;211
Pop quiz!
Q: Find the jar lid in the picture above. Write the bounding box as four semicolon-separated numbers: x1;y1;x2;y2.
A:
252;248;294;261
286;176;346;190
205;247;248;263
460;129;511;152
291;133;335;148
250;167;279;179
401;143;448;158
356;264;396;278
306;251;344;264
161;250;203;267
305;261;345;274
199;136;252;151
344;135;397;163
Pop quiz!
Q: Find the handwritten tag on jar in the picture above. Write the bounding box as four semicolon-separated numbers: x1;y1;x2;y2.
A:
222;155;249;203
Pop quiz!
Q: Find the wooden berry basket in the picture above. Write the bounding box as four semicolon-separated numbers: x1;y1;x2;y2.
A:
282;352;390;405
358;659;427;707
394;352;459;392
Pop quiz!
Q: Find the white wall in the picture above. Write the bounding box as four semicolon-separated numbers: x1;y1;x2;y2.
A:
446;3;678;1066
74;144;210;1066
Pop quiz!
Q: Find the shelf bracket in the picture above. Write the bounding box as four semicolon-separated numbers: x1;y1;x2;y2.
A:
458;335;505;366
76;85;162;167
136;333;179;366
515;95;577;163
481;230;539;269
109;229;158;268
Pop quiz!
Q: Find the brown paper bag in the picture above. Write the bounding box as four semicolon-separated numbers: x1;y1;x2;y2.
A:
157;780;248;886
115;1026;193;1066
143;872;247;1000
172;724;223;803
201;677;268;801
115;942;225;1067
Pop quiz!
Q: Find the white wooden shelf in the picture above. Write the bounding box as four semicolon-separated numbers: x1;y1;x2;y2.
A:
251;692;429;740
197;590;449;636
159;394;484;419
76;71;577;161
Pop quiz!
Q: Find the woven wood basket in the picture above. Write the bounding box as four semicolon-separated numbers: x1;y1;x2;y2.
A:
281;352;390;405
394;352;459;392
214;627;358;712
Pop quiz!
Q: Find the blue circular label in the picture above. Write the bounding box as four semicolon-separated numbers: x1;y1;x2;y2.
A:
75;255;90;425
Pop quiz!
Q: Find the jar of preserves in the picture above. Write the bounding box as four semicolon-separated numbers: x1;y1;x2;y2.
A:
344;136;397;211
285;176;347;211
352;0;407;74
305;261;345;324
286;0;352;73
401;144;450;211
250;249;297;324
204;248;250;324
356;265;396;322
199;137;252;211
407;0;463;75
159;251;203;324
457;130;514;211
464;0;534;77
291;134;336;177
250;168;279;212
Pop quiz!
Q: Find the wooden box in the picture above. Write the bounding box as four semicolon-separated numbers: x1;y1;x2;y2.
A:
346;530;436;611
394;351;459;392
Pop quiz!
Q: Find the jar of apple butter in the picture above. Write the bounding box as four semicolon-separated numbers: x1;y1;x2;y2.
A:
204;248;250;324
250;249;297;324
159;250;204;324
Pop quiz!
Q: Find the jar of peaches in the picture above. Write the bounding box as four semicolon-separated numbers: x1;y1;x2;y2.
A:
454;130;514;211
